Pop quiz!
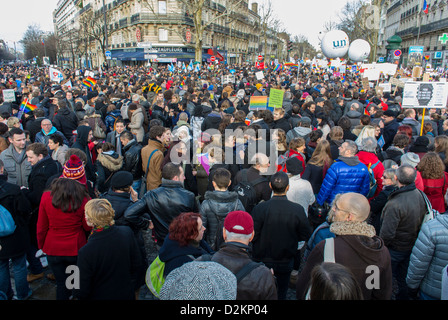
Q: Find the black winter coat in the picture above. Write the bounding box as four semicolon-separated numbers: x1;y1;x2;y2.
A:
251;195;313;266
122;140;143;181
0;175;33;259
74;225;145;300
53;107;79;141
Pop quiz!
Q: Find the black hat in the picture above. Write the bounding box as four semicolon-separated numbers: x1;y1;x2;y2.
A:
286;156;304;176
110;171;134;189
87;91;99;101
383;109;396;117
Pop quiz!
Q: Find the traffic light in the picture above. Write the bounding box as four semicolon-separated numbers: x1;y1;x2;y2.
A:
288;41;293;52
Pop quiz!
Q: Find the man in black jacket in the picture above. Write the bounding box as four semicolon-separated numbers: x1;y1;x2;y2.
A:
0;159;34;300
251;171;313;300
380;164;427;300
124;162;199;248
52;99;78;142
120;130;143;196
23;142;61;283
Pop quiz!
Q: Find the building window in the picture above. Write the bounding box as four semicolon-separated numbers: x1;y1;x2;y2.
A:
159;28;168;41
159;1;167;14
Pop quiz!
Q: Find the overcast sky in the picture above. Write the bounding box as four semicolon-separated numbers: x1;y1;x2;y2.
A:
0;0;349;52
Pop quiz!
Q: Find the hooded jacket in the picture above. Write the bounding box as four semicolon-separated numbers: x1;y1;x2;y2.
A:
407;213;448;299
53;107;79;141
286;126;312;144
356;150;385;198
72;125;96;183
296;221;392;300
95;151;123;193
158;236;213;277
316;156;370;205
200;190;245;250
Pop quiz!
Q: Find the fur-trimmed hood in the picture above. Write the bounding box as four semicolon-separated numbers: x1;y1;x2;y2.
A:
330;221;376;238
97;151;123;171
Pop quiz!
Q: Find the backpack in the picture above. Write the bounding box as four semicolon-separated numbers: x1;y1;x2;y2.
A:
0;204;16;237
277;150;302;172
232;169;266;213
146;254;197;298
201;254;263;284
367;160;380;199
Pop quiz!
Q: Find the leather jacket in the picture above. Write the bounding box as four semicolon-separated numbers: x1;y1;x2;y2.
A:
122;139;143;180
124;179;198;245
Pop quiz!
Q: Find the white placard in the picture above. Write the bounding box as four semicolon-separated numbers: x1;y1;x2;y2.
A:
255;71;264;80
378;83;392;92
2;89;15;102
363;69;380;81
402;81;448;109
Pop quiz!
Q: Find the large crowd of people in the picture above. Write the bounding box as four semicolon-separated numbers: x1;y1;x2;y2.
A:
0;59;448;301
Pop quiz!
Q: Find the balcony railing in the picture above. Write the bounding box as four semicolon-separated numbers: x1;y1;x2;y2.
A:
397;17;448;38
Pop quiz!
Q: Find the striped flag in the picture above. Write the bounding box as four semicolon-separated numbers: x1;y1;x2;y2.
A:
20;99;37;113
82;76;96;90
422;0;429;14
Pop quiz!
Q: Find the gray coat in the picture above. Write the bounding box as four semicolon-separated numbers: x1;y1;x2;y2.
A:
406;213;448;299
0;145;32;187
200;190;245;250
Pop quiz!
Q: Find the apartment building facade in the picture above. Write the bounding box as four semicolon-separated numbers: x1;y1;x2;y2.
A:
53;0;286;68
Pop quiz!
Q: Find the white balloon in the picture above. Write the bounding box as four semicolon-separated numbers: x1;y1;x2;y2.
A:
348;39;371;62
320;30;350;59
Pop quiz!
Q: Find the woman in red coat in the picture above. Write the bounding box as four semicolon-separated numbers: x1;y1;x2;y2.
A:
36;177;91;300
417;152;448;213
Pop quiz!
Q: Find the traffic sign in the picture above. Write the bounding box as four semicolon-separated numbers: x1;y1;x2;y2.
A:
105;51;111;60
186;29;191;43
258;55;263;61
210;56;216;62
394;49;402;57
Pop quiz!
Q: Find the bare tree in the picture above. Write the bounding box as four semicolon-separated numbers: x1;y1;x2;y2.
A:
176;0;245;62
330;0;380;62
258;0;275;61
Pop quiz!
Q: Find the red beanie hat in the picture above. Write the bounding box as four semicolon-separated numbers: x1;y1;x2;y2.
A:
62;155;87;185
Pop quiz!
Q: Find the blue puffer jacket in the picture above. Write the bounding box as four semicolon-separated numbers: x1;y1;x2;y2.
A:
406;213;448;299
316;156;370;205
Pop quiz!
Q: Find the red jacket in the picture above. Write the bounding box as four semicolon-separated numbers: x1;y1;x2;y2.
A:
356;151;385;198
37;191;91;256
422;172;448;213
277;149;306;173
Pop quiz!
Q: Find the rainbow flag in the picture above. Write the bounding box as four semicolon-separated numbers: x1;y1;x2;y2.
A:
273;64;282;72
284;62;298;68
20;99;37;113
249;96;268;111
82;76;96;89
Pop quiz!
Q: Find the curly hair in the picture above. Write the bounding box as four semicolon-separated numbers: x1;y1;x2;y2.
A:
417;152;445;179
168;212;202;247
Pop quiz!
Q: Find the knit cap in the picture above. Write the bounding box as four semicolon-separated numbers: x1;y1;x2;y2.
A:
400;152;420;168
159;261;237;300
62;155;87;185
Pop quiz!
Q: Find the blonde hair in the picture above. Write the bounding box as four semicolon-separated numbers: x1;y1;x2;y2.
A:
7;117;20;129
85;199;115;227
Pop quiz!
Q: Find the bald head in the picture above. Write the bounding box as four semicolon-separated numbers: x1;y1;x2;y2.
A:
332;192;370;222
